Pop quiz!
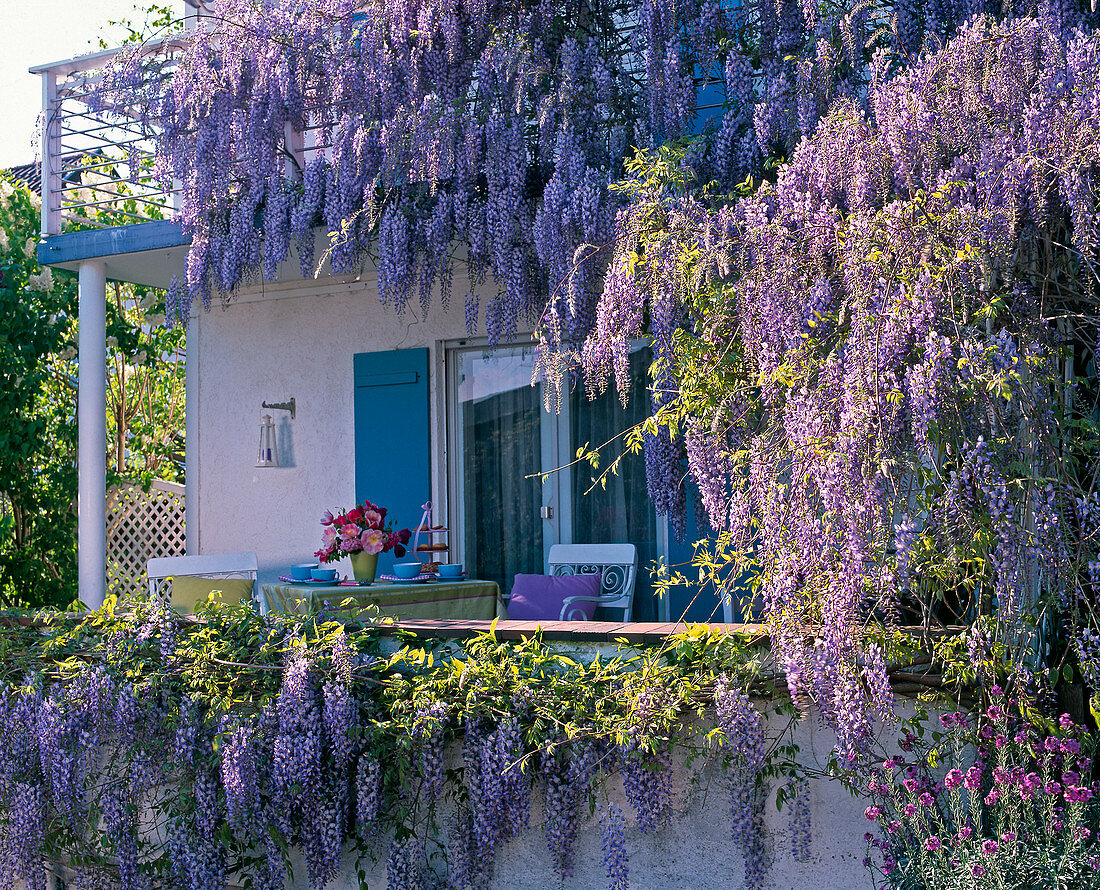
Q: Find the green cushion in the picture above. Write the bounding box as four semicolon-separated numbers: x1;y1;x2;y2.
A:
169;576;254;614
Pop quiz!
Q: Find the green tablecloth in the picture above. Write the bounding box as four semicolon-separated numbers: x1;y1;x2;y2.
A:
263;579;505;621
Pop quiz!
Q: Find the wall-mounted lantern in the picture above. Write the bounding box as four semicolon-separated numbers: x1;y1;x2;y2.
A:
255;414;277;467
255;398;295;468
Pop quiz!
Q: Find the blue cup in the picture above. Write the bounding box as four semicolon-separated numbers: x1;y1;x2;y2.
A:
393;562;422;579
291;563;317;580
311;567;338;582
438;563;464;579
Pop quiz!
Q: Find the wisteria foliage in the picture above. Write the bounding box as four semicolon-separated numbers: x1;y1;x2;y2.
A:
0;604;792;890
91;0;1100;764
574;11;1100;760
97;0;995;337
96;0;1099;548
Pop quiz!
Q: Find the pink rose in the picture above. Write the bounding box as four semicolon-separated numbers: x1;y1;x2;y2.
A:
362;529;385;554
322;526;337;545
363;509;382;530
341;523;360;538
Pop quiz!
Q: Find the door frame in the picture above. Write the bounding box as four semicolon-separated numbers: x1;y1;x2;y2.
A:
443;338;562;574
442;337;672;610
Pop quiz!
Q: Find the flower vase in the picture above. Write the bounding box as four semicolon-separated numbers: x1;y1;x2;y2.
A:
349;551;378;584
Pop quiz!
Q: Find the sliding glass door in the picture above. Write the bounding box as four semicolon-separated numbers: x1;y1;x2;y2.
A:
452;346;549;593
450;342;660;618
567;346;660;621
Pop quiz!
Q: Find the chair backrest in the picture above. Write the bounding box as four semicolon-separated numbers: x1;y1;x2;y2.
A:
547;543;637;621
147;551;260;611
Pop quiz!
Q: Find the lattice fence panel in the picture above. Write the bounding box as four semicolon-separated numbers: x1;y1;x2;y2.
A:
107;480;185;599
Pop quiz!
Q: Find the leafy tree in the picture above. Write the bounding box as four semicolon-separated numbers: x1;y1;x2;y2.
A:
0;178;79;608
0;166;186;607
105;279;185;486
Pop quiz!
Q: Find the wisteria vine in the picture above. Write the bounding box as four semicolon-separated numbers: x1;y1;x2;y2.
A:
88;0;1100;772
0;602;804;890
567;10;1100;760
95;0;1014;342
93;0;1097;555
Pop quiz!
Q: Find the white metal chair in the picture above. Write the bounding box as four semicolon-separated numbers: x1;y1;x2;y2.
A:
549;543;638;621
147;551;261;613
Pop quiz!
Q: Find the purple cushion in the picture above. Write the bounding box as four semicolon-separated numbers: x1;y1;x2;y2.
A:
507;573;602;620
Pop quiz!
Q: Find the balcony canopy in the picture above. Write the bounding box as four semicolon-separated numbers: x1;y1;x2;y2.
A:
36;220;189;289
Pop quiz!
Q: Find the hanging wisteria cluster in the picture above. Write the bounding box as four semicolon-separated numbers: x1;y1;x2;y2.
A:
92;0;1091;546
98;0;656;335
575;10;1100;760
96;0;988;338
0;604;799;890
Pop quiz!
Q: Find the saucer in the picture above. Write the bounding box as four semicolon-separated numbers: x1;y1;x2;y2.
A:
278;574;342;585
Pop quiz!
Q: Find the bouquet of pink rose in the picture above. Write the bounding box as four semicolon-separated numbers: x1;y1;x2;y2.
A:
315;501;411;563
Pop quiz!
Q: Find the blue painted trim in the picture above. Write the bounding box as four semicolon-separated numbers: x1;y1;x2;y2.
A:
37;221;190;266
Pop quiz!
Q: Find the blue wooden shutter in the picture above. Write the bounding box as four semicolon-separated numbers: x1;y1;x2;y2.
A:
663;487;711;622
354;348;430;571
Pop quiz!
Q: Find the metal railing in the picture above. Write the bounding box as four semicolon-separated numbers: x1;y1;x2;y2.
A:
31;27;338;241
31;38;184;237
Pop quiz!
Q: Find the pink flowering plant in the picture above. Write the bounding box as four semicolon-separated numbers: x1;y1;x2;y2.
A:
315;501;411;563
864;685;1100;889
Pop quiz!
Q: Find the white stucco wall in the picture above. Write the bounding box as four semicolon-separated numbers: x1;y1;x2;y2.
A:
39;716;877;890
280;714;875;890
187;268;493;582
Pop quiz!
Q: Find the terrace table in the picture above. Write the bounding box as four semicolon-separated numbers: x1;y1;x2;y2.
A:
262;578;505;622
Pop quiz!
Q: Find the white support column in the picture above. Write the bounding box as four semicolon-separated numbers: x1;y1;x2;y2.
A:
78;260;107;610
184;315;199;555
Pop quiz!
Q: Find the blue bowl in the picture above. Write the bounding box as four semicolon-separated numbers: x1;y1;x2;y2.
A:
438;564;464;578
311;567;338;582
291;563;317;581
393;562;422;579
